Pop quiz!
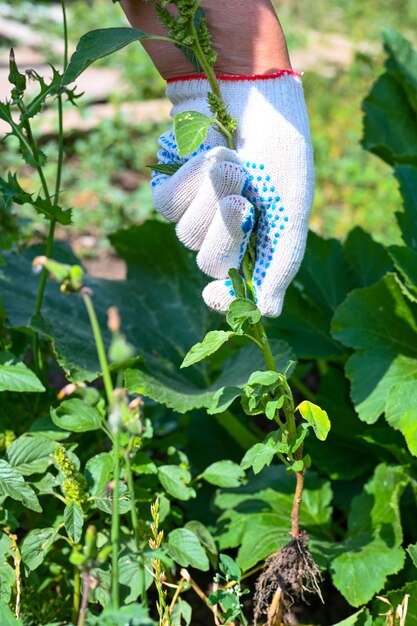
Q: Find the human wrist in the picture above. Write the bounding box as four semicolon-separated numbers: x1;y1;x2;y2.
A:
120;0;292;80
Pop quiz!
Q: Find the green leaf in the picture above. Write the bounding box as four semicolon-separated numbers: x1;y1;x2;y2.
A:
63;27;151;85
208;386;243;414
32;196;72;226
64;501;84;543
0;601;23;626
174;111;213;158
290;460;304;472
0;459;41;512
384;30;417;115
91;603;155;626
171;599;192;626
228;268;246;300
21;527;58;570
119;554;153;604
304;367;377;480
267;232;352;359
330;464;408;606
240;441;276;475
389;245;417;295
373;581;417;626
181;330;235;368
158;465;196;501
384;381;417;456
0;225;293;414
215;467;332;571
407;542;417;568
185;521;217;568
333;608;373;626
7;435;56;475
93;482;131;514
51;398;102;432
147;163;182;175
200;460;245;488
344;227;393;288
332;274;417;423
166;528;210;571
265;398;284;420
0;352;45;392
226;298;261;333
297;400;331;441
362;73;417;167
0;172;32;207
85;452;113;497
395;166;417;251
246;370;279;387
219;554;241;582
0;562;15;603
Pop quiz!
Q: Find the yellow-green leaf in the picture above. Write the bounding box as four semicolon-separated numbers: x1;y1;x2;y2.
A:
297;400;331;441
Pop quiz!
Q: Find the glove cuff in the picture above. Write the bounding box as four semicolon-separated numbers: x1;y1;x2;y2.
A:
166;69;302;83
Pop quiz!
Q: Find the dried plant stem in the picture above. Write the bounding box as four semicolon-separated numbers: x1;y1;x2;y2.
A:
291;468;305;539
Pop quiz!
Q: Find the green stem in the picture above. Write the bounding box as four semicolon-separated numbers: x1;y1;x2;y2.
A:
125;443;148;606
72;565;81;624
111;428;120;609
125;441;141;550
189;20;234;150
32;218;57;374
61;0;68;69
82;293;114;407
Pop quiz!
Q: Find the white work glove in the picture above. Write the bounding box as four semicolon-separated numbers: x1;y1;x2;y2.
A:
151;71;314;317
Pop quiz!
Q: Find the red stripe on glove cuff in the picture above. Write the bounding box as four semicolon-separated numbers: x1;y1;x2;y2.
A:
166;69;303;83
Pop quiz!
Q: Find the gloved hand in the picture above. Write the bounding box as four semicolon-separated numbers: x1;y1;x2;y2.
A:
151;71;314;317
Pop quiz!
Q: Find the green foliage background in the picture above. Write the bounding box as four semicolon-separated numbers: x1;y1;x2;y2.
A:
1;1;417;625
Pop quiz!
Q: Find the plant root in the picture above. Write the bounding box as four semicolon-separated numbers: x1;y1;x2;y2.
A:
253;532;323;626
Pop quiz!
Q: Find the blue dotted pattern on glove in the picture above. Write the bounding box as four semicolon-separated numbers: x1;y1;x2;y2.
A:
242;162;288;297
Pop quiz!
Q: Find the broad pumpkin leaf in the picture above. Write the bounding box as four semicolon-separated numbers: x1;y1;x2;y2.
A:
389;244;417;295
362;72;417;167
372;581;417;626
383;30;417;115
344;227;392;288
384;381;417;456
332;274;417;424
332;608;372;626
214;466;332;571
0;601;23;626
304;368;378;480
395;166;417;252
0;224;294;414
267;232;353;358
330;464;408;607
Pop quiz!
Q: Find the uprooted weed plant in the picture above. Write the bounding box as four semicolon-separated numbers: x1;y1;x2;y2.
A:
1;1;417;625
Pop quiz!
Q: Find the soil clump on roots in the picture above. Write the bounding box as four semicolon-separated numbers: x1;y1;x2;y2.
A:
254;532;323;626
